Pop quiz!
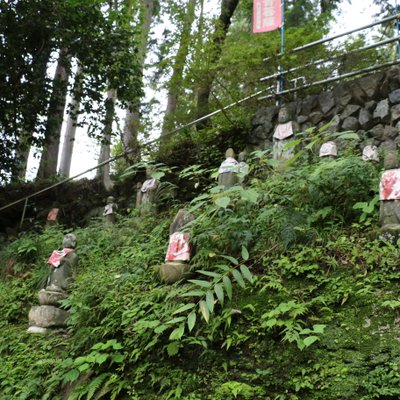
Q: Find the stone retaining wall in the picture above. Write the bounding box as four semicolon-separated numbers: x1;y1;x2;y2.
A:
250;67;400;152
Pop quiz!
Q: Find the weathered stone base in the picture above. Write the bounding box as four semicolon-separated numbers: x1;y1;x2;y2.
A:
38;288;68;306
28;305;69;328
380;224;400;243
27;326;48;334
155;262;190;284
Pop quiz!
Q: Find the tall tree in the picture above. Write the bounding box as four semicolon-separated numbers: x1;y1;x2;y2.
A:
122;0;157;164
195;0;239;129
97;89;116;191
58;65;83;178
161;0;196;135
36;47;70;180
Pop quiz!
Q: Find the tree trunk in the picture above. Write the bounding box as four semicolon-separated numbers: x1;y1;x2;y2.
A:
97;89;116;191
36;48;70;179
195;0;239;129
122;0;156;163
59;65;83;178
161;0;196;135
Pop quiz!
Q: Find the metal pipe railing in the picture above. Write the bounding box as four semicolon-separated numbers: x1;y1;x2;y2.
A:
260;36;400;82
263;14;400;61
258;59;400;101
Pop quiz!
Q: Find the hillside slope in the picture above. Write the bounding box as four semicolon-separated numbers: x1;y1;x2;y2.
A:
1;153;400;400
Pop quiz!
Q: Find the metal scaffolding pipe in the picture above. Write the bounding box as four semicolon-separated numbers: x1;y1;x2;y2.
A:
258;59;400;101
260;36;400;82
263;14;400;62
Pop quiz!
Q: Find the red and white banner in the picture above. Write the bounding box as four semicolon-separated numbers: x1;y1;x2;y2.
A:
253;0;282;33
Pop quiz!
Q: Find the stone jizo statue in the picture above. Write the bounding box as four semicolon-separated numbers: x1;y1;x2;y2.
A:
137;166;159;208
103;196;118;224
237;152;250;185
28;233;79;333
362;145;379;162
46;208;60;227
273;107;299;163
46;233;78;292
379;152;400;241
218;148;239;188
319;141;337;159
157;209;195;284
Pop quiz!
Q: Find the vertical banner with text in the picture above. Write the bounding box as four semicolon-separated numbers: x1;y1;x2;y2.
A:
253;0;282;33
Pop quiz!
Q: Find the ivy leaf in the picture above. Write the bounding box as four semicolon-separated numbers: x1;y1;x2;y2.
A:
312;324;326;334
303;336;320;348
199;300;210;323
240;264;253;284
111;353;125;363
241;246;249;261
206;291;215;313
78;363;90;372
187;311;196;332
240;188;259;203
95;353;108;365
231;269;246;288
215;196;230;208
167;341;180;356
223;276;233;300
214;283;224;306
63;369;80;383
172;303;196;315
150;171;165;180
169;324;185;341
188;279;212;288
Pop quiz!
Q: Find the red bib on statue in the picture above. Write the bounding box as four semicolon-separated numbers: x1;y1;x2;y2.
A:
165;233;190;262
380;169;400;200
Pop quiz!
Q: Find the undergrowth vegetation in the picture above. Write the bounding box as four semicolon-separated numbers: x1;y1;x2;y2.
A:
2;147;400;399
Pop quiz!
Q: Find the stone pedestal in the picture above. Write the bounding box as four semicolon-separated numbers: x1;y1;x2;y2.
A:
28;305;69;328
156;262;190;284
38;288;68;306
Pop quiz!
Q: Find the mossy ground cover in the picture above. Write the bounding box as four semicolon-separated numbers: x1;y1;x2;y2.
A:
1;154;400;399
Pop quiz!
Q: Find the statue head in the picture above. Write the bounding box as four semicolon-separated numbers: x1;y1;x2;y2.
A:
146;165;156;179
384;152;399;170
319;141;337;158
225;148;235;159
278;106;292;124
62;233;77;249
107;196;115;204
362;145;379;162
238;151;247;163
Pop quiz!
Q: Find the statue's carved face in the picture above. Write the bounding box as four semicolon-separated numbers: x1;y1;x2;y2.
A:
63;234;77;249
278;107;291;124
384;153;399;170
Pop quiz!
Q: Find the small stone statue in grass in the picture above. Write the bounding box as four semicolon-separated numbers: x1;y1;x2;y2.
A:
237;151;250;185
137;166;160;211
28;233;79;333
272;107;299;163
379;152;400;241
362;145;380;162
218;148;239;188
46;233;79;292
46;207;60;227
103;196;118;225
319;141;338;160
157;209;195;284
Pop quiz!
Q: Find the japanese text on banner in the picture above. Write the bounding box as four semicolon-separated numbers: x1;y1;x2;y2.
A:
253;0;282;33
